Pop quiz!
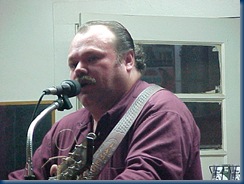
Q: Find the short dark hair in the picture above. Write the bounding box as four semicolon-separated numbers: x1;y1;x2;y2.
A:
77;20;146;72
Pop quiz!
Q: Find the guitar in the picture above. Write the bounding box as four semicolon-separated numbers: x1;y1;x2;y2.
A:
49;132;96;180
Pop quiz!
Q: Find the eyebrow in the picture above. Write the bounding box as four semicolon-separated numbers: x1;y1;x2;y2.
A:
69;48;108;63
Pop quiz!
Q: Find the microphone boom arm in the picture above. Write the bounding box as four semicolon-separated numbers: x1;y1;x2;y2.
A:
24;95;72;180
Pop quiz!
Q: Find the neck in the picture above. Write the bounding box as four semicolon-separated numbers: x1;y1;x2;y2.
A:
89;71;141;125
89;90;124;122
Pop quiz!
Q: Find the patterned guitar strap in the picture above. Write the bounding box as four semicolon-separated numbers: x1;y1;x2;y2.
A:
82;84;163;180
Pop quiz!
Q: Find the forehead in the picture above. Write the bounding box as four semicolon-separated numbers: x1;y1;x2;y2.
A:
70;25;116;50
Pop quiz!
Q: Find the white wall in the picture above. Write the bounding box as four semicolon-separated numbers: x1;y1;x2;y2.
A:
0;0;55;101
0;0;240;180
0;0;240;119
0;0;240;102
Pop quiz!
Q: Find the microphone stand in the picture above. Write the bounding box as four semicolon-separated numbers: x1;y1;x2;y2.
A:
24;95;72;180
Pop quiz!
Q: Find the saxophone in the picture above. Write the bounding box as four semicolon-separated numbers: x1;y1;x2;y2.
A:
49;132;96;180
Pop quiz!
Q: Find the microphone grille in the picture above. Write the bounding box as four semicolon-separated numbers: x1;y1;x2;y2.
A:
62;80;81;97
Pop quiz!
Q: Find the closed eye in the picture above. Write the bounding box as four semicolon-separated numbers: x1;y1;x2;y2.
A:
68;51;105;69
87;55;100;62
68;62;78;70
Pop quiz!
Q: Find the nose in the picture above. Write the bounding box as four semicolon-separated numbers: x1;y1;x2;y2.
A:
75;61;88;74
71;61;88;79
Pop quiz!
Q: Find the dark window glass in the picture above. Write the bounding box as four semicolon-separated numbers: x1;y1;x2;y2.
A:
185;102;222;149
140;44;221;93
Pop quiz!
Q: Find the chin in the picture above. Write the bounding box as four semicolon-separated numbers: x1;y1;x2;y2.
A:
78;95;91;107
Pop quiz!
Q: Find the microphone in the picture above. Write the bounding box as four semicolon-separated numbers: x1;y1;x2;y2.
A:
43;80;81;97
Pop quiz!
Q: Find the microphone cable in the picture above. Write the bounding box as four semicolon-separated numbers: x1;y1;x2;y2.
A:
30;92;46;122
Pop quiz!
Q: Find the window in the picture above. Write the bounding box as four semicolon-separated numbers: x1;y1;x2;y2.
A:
139;43;222;149
54;11;239;178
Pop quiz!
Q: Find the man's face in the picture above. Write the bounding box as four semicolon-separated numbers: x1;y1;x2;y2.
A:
68;25;128;108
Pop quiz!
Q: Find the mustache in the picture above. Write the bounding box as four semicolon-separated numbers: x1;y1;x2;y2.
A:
75;76;96;87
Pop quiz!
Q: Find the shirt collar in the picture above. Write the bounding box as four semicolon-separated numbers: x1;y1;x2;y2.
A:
104;80;149;127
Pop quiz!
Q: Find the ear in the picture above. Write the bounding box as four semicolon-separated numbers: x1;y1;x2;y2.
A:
123;50;135;71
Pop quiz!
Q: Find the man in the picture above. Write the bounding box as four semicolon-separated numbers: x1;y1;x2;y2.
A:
9;20;202;180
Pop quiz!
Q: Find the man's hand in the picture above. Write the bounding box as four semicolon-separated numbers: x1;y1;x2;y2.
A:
50;164;58;177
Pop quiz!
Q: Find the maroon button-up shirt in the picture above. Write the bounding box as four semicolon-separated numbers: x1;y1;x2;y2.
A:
8;80;202;180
